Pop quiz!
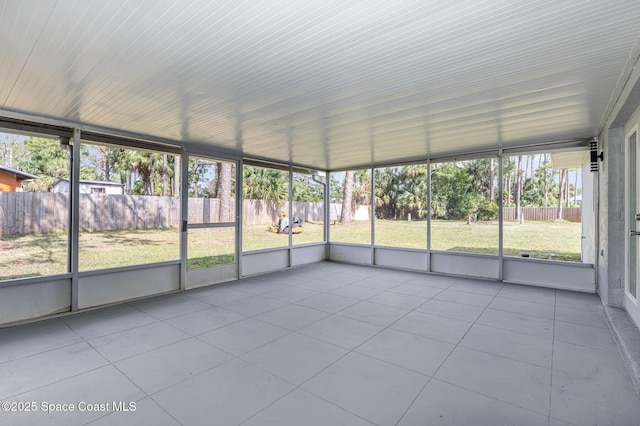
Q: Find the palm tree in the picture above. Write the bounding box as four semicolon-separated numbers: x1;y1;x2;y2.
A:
242;166;288;203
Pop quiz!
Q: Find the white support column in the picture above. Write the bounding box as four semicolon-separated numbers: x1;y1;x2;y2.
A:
179;151;188;290
498;152;504;281
70;128;81;310
237;159;244;278
370;168;375;264
427;160;432;272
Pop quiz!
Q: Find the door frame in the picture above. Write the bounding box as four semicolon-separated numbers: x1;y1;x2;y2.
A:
624;124;640;326
183;153;240;289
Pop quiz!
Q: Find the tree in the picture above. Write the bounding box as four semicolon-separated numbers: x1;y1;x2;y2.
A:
515;156;523;220
18;137;71;191
218;162;233;222
340;171;355;224
242;166;288;202
0;133;27;167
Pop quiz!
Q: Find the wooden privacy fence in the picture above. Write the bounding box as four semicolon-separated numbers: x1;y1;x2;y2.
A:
0;193;330;235
0;192;582;235
502;207;581;222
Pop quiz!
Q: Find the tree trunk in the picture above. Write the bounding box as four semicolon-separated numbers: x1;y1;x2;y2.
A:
218;162;233;222
557;169;565;220
515;156;523;219
574;168;578;205
543;155;548;207
489;159;495;201
173;160;180;197
340;171;355;224
162;154;168;196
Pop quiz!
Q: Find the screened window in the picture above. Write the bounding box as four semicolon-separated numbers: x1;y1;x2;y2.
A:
0;132;70;280
374;165;427;249
502;153;582;261
430;158;499;255
329;169;372;245
242;165;289;251
78;142;180;271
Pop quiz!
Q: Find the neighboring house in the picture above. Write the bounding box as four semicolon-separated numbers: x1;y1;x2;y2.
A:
52;178;125;195
0;165;37;192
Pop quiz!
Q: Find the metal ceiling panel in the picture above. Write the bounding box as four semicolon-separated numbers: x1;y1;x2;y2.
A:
1;0;639;169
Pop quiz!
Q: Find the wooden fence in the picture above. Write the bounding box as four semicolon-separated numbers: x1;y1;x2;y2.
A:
502;207;581;223
0;192;581;235
0;193;333;235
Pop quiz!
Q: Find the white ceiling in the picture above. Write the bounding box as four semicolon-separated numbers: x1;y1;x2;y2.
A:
1;0;639;170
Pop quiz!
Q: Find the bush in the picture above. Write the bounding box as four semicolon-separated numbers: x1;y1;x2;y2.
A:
476;200;498;220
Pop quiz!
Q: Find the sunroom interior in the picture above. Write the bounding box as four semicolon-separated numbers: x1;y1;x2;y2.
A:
2;1;640;424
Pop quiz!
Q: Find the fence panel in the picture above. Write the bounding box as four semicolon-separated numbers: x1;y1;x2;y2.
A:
502;207;581;222
1;192;582;235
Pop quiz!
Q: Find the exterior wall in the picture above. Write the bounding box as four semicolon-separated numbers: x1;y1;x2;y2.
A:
0;170;21;192
598;57;640;309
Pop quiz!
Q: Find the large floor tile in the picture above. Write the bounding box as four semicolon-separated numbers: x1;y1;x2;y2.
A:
185;285;252;305
477;308;554;339
497;284;556;305
152;359;294;426
302;352;429;426
297;278;347;292
435;347;552;415
434;289;494;307
61;304;156;340
0;342;107;399
218;295;287;316
88;397;180;426
367;291;428;310
398;378;548;426
554;304;607;328
388;283;443;298
417;298;485;322
0;318;83;363
405;274;456;289
338;300;410;326
298;314;384;349
552;341;634;390
295;293;359;313
115;338;232;394
391;311;472;344
229;278;288;294
328;285;383;300
87;322;189;362
241;333;347;385
554;320;618;353
356;328;454;376
243;388;374;426
255;304;329;330
3;365;145;426
460;323;553;368
261;286;320;303
198;318;289;355
488;297;555;319
130;293;211;320
550;370;640;425
351;277;402;291
165;305;246;335
449;279;503;296
555;290;602;312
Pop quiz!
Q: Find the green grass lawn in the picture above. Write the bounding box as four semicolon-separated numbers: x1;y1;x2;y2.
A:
0;219;582;280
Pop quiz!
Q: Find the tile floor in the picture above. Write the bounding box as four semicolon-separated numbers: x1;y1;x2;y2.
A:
1;262;639;425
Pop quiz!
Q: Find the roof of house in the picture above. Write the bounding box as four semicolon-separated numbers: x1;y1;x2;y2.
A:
0;165;38;181
54;178;124;187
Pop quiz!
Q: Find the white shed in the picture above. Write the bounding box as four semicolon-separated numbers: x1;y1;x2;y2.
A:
52;178;124;195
